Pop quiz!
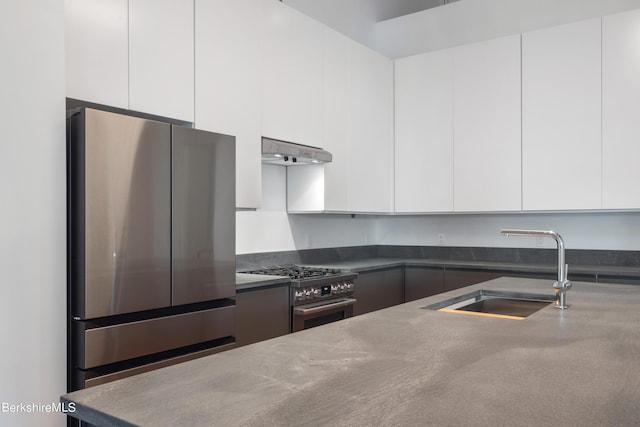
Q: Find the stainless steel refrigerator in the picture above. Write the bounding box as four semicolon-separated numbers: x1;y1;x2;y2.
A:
67;108;236;390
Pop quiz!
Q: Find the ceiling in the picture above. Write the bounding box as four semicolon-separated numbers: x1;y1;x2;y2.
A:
282;0;462;51
373;0;461;21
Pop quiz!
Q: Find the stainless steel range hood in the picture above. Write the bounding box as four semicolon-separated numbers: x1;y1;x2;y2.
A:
262;137;332;165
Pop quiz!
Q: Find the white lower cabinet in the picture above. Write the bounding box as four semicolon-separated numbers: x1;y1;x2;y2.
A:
394;49;453;213
522;18;602;211
194;0;262;209
453;34;522;212
602;9;640;209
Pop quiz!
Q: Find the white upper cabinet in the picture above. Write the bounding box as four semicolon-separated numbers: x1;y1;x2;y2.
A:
288;28;394;213
453;35;522;212
129;0;194;121
319;27;351;211
261;0;323;147
195;0;262;209
287;27;350;213
395;49;453;213
66;0;194;121
522;19;602;211
602;9;640;209
346;39;394;213
65;0;129;109
291;12;324;148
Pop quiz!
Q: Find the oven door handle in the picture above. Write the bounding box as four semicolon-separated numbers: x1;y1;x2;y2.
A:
293;298;357;315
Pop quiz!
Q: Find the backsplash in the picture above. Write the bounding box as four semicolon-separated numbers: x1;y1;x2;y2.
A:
237;245;640;270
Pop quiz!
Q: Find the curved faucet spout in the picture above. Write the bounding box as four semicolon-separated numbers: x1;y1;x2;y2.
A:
500;229;571;309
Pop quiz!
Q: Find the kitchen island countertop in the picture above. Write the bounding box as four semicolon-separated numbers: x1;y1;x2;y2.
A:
62;277;640;426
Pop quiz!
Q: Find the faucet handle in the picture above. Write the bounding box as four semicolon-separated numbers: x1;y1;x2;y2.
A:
553;264;572;290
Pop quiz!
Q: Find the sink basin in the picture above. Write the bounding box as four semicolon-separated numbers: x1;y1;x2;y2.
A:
424;290;555;320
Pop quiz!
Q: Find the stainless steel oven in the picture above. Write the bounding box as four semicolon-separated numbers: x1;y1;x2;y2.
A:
242;265;357;332
292;297;356;332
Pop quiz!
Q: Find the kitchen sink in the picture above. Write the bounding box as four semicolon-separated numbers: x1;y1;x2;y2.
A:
424;290;555;320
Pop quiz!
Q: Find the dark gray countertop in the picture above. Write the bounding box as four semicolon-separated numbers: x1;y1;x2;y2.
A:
63;277;640;426
235;273;290;292
236;258;640;288
304;257;640;278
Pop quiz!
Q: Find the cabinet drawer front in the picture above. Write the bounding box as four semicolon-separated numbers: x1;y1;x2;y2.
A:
83;343;235;388
79;305;234;369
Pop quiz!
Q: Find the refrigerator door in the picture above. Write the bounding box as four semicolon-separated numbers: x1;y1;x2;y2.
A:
171;126;236;305
69;108;172;319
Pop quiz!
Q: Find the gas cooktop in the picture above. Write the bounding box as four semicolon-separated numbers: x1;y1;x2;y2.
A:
242;264;357;289
244;265;343;280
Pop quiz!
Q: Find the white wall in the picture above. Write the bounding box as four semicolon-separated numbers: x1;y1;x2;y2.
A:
376;212;640;251
0;2;66;427
377;0;640;58
236;165;377;253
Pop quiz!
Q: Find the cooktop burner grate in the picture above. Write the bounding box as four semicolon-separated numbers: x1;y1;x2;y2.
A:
244;265;343;280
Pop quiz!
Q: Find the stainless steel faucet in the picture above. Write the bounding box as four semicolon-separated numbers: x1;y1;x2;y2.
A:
500;229;572;309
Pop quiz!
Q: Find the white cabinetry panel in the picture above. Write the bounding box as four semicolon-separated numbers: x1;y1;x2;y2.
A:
346;40;394;213
260;0;294;143
129;0;194;121
195;0;262;208
287;27;350;213
453;35;521;212
261;0;323;147
65;0;129;108
395;50;453;213
288;29;393;213
522;19;602;211
320;27;350;211
291;12;324;148
603;10;640;209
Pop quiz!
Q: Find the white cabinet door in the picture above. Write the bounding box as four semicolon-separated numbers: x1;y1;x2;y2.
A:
65;0;129;108
347;40;394;213
522;19;602;211
288;30;393;214
395;49;453;213
260;0;294;143
291;11;324;148
321;27;351;212
195;0;262;208
603;10;640;209
129;0;194;121
261;0;323;147
453;34;521;212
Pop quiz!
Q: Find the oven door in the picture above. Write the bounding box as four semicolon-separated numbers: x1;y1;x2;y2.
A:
292;298;356;332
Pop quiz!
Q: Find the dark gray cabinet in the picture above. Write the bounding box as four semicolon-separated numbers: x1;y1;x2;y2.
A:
404;267;444;302
597;276;640;285
443;269;504;292
235;285;290;347
353;268;404;316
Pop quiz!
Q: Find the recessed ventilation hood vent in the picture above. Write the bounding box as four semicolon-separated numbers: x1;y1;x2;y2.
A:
262;137;332;165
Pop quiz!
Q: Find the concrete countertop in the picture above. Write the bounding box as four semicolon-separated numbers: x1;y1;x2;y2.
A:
62;277;640;426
